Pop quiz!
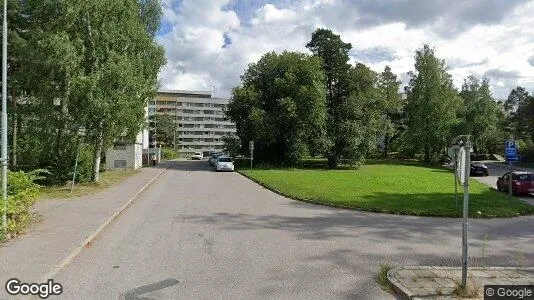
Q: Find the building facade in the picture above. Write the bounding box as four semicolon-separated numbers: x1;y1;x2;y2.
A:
154;89;237;158
105;106;149;170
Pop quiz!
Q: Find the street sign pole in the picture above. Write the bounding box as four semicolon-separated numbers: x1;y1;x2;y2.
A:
1;0;8;234
509;160;513;197
505;139;517;197
461;140;471;288
249;141;254;171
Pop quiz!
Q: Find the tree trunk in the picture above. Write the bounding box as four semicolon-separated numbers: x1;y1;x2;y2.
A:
11;90;17;168
91;127;104;182
383;134;389;158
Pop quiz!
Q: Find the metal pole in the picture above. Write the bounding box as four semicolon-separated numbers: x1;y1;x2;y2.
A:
454;158;458;209
461;142;471;288
250;152;252;170
70;144;80;195
2;0;8;233
508;160;513;197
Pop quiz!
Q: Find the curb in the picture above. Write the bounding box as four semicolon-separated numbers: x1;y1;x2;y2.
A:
387;266;534;300
37;164;170;283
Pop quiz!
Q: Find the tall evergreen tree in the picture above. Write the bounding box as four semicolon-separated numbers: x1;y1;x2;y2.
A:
306;28;352;168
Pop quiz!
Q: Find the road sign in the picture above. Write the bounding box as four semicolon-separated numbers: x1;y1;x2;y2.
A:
506;155;521;162
505;140;517;157
505;140;516;149
457;147;468;185
249;140;254;151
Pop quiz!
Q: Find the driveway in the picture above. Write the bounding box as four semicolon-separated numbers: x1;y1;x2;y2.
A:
52;161;534;299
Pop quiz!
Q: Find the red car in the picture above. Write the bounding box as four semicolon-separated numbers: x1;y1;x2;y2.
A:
496;172;534;195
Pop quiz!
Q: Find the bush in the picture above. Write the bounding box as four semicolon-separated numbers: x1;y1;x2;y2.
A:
0;169;45;239
161;148;178;160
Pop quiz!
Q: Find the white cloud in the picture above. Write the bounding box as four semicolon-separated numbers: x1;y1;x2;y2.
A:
158;0;534;99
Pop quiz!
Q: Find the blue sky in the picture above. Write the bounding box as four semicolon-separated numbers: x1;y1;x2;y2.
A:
157;0;534;99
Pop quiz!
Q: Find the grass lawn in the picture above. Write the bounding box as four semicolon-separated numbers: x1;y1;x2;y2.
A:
240;160;534;218
40;169;140;199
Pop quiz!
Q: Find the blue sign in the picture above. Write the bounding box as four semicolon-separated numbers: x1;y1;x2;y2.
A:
506;155;521;162
505;140;517;158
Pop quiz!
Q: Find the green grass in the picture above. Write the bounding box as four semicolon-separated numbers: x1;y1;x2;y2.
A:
241;160;534;218
40;169;140;199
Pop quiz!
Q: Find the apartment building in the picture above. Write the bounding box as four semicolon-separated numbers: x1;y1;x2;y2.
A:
153;89;237;157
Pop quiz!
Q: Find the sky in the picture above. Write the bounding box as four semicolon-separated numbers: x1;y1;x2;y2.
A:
157;0;534;100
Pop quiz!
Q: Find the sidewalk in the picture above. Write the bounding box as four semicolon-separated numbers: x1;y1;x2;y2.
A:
388;266;534;299
0;163;169;298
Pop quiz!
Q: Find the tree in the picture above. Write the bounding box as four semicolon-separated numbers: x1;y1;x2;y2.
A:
404;44;461;163
155;114;176;147
226;51;326;165
306;28;353;168
505;86;534;143
339;63;384;164
65;0;166;181
376;66;402;157
457;76;501;153
6;0;166;183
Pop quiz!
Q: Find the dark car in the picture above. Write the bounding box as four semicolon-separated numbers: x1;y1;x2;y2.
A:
470;163;489;176
497;172;534;195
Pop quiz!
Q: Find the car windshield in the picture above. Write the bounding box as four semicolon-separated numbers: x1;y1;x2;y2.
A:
218;157;232;162
512;174;534;181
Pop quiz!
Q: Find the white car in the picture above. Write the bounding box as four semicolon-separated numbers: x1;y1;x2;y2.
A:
191;152;203;160
216;156;234;172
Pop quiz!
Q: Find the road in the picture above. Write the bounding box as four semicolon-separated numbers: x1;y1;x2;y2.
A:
54;161;534;299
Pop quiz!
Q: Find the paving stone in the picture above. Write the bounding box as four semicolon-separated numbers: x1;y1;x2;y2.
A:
415;269;437;278
418;278;439;289
399;278;423;288
484;270;509;278
397;269;416;279
409;287;430;296
434;277;456;288
500;270;522;278
469;270;492;278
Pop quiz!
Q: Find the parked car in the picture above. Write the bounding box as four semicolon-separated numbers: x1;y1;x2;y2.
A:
209;152;224;165
470;163;489;176
215;156;234;172
191;152;203;160
496;171;534;195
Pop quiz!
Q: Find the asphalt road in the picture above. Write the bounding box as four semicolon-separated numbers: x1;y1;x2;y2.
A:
54;160;534;299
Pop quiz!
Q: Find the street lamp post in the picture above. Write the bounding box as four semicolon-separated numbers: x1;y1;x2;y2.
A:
70;128;86;195
2;0;8;233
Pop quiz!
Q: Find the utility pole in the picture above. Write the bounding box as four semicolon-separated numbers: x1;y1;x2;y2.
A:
2;0;8;233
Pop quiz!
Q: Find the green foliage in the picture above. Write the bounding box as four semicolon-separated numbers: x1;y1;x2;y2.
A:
403;44;461;163
226;51;327;165
155;114;176;147
6;0;166;183
222;135;242;158
456;76;502;153
161;147;178;160
306;28;354;168
377;66;403;156
1;170;46;237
